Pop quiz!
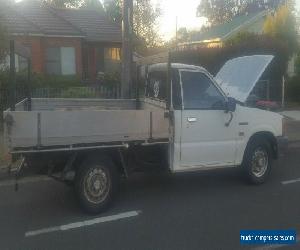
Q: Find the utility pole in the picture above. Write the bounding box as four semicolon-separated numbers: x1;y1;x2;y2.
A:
281;75;285;110
9;40;16;111
175;16;178;48
121;0;133;98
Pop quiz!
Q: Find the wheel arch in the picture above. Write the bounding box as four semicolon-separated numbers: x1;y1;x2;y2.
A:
72;148;127;177
244;131;278;160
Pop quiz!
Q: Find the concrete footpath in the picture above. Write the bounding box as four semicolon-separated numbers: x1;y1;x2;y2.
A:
281;110;300;142
281;110;300;121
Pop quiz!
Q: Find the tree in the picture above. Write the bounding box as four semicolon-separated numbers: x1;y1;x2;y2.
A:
133;0;161;48
103;0;122;23
263;4;298;55
43;0;83;8
0;16;8;64
43;0;104;10
81;0;104;10
197;0;287;26
166;27;202;47
103;0;161;48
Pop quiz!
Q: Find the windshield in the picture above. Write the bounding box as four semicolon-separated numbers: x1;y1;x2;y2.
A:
181;71;225;110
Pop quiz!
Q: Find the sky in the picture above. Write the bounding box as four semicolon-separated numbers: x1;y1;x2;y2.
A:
156;0;300;40
153;0;206;40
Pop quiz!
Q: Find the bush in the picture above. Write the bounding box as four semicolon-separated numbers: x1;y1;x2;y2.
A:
31;73;83;88
59;88;98;98
173;33;289;77
287;76;300;103
97;71;121;88
0;70;83;89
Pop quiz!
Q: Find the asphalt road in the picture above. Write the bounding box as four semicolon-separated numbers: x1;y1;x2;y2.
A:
0;147;300;250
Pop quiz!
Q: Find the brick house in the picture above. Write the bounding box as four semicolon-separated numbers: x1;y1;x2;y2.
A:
0;0;122;82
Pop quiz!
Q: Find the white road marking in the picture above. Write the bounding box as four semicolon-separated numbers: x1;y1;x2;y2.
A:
252;237;300;250
281;178;300;185
25;210;140;237
0;176;52;187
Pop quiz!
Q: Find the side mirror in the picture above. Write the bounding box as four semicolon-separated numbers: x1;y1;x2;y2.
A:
226;97;236;112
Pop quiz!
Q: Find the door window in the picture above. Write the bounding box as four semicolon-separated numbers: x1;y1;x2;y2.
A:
181;71;226;110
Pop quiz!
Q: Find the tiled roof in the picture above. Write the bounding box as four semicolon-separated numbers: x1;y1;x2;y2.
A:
0;0;121;42
191;11;268;42
0;4;42;35
55;8;122;42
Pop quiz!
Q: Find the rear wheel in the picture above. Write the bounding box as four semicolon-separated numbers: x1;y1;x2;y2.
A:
242;138;272;184
75;156;119;214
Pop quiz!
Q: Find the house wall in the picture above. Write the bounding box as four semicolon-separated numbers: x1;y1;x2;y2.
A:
13;36;122;82
14;36;82;77
15;36;44;73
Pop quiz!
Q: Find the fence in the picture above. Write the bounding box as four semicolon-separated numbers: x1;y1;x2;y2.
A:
253;80;283;102
31;86;120;99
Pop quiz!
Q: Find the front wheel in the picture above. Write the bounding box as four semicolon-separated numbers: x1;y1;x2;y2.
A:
75;157;119;214
242;138;273;184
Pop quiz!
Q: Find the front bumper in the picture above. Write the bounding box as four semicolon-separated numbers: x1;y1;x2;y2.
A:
276;136;289;158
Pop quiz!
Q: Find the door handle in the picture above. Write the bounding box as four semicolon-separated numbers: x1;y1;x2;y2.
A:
187;117;197;123
225;112;233;127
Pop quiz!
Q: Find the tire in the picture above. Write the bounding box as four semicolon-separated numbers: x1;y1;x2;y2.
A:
75;156;119;214
242;137;273;185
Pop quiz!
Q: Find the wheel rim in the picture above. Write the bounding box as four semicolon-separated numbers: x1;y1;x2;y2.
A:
83;167;110;204
251;147;269;178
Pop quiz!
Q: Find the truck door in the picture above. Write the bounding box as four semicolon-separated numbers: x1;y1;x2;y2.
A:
175;70;237;171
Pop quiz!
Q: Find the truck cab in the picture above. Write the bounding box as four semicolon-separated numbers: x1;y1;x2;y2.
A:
143;55;286;177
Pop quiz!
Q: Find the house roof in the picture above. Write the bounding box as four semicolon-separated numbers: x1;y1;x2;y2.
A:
0;0;121;43
55;9;122;43
0;6;42;35
190;10;268;43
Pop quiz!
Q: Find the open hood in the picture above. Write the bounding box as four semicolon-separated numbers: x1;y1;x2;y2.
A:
215;55;274;103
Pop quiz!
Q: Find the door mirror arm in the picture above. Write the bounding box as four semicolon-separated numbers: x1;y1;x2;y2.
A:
224;97;236;127
225;97;237;113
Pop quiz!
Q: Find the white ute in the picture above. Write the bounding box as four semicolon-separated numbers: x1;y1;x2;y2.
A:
4;55;288;214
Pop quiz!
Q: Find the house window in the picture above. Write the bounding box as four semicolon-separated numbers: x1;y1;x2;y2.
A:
1;54;29;72
105;48;121;61
104;47;121;73
46;47;76;75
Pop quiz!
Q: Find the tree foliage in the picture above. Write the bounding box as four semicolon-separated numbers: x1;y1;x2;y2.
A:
171;33;289;100
43;0;104;9
103;0;161;48
165;27;202;47
197;0;286;26
0;20;8;64
263;4;298;55
133;0;161;48
103;0;122;23
43;0;82;8
81;0;104;10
